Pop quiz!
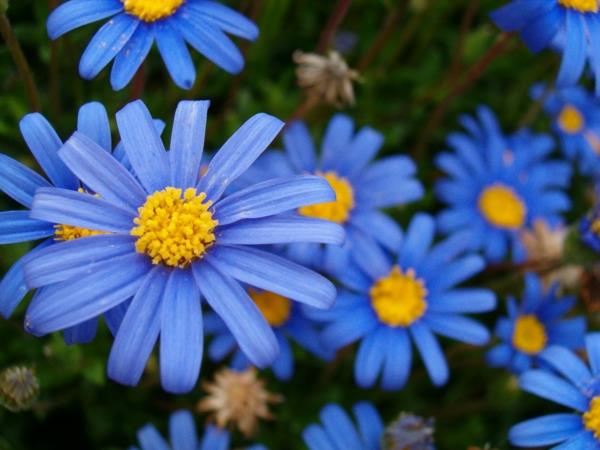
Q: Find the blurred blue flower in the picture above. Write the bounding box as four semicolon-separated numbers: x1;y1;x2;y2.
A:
22;99;344;393
47;0;258;90
491;1;600;93
581;203;600;253
533;83;600;175
487;273;586;374
130;410;266;450
303;402;384;450
509;333;600;449
242;114;423;273
205;288;332;381
435;106;571;263
309;214;496;390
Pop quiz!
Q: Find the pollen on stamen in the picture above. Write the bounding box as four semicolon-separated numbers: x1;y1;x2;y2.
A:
298;171;355;224
123;0;185;23
558;0;599;13
249;289;292;327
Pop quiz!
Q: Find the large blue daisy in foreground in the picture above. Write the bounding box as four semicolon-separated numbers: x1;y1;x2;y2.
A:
491;1;600;93
509;334;600;448
47;0;258;90
23;99;344;394
487;273;586;374
311;214;495;390
435;106;571;263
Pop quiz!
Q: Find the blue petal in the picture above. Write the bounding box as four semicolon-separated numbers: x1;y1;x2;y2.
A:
137;424;170;450
381;327;412;391
427;255;485;292
282;121;317;173
587;333;600;376
520;7;562;53
0;154;51;208
549;317;586;350
111;24;154;90
519;370;589;412
47;0;122;39
349;210;403;251
539;346;591;388
556;11;586;88
489;0;554;32
321;308;378;350
353;402;384;450
486;344;513;368
320;114;354;171
169;410;198;450
336;126;384;178
0;211;54;244
303;424;332;450
183;1;259;40
398;213;435;267
319;404;363;450
429;289;496;313
351;233;391;281
105;300;130;337
410;322;449;386
272;333;293;380
77;102;111;152
63;318;99;345
425;313;490;345
552;431;598;449
509;414;583;448
199;425;230;450
154;22;196;89
354;328;385;388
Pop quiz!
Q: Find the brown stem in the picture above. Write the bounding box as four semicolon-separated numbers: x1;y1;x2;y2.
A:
316;0;352;53
0;13;40;111
518;81;554;128
445;0;480;88
287;95;320;123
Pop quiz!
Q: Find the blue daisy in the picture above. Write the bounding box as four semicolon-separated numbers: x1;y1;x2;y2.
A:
22;99;344;394
47;0;258;90
130;410;266;450
581;206;600;252
491;1;600;93
0;102;134;345
205;287;332;381
509;333;600;449
487;273;586;374
532;83;600;175
241;114;423;273
309;213;495;390
435;106;571;263
303;402;384;450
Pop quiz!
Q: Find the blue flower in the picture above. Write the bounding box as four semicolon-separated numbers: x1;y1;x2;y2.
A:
205;288;333;381
130;410;266;450
435;106;571;263
509;333;600;449
303;402;384;450
241;114;423;272
491;1;600;93
581;207;600;252
309;213;495;390
532;83;600;175
22;99;344;394
0;102;132;345
47;0;258;90
487;273;586;374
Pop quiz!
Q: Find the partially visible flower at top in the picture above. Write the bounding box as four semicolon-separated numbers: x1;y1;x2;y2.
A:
197;368;282;438
205;287;333;381
309;214;496;390
47;0;258;90
384;412;435;450
532;83;600;175
129;409;266;450
0;366;39;412
509;333;600;449
294;51;360;107
241;114;423;273
302;402;384;450
22;100;344;394
487;273;586;374
435;106;571;263
491;1;600;94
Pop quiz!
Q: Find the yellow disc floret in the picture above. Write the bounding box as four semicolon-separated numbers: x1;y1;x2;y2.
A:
370;266;428;327
512;315;548;354
123;0;185;22
248;289;292;327
558;0;599;13
478;184;527;230
298;171;355;224
54;224;106;241
584;397;600;439
558;105;585;134
131;187;218;268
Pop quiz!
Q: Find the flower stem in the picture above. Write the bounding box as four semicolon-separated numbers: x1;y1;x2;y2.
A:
316;0;352;53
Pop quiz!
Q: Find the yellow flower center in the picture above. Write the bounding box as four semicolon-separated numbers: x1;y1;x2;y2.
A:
131;187;218;268
558;105;585;134
584;397;600;440
123;0;185;22
298;171;355;224
558;0;599;13
370;266;428;327
248;289;292;327
54;224;106;241
478;184;527;230
512;315;548;354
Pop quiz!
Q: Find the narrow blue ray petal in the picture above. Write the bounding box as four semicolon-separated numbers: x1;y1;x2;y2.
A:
207;246;336;309
381;327;412;391
411;322;449;386
111;25;154;91
351;233;392;281
216;216;345;246
0;211;54;244
25;253;149;335
169;101;209;189
137;424;170;450
282;121;317;173
199;425;230;450
429;289;496;313
154;22;196;89
19;113;78;190
337;127;384;178
59;132;147;211
556;11;586;88
489;0;553;31
193;261;279;368
319;404;364;450
183;1;259;40
47;0;123;39
587;333;600;376
272;333;293;380
0;154;51;208
520;7;562;53
303;424;332;450
549;317;586;350
116;100;170;192
520;370;589;412
320;114;354;171
353;402;383;450
398;214;435;267
215;175;334;226
354;328;385;388
104;300;130;337
80;13;139;79
198;113;284;202
160;269;203;394
486;344;513;368
31;187;136;233
208;332;236;361
552;431;598;449
77;102;111;152
169;410;198;450
427;255;485;292
425;313;490;345
108;267;168;386
321;308;378;350
509;414;583;447
63;317;99;345
539;346;591;388
350;210;403;251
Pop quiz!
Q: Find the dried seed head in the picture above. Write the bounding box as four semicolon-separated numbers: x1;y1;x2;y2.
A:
384;412;435;450
0;366;39;412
